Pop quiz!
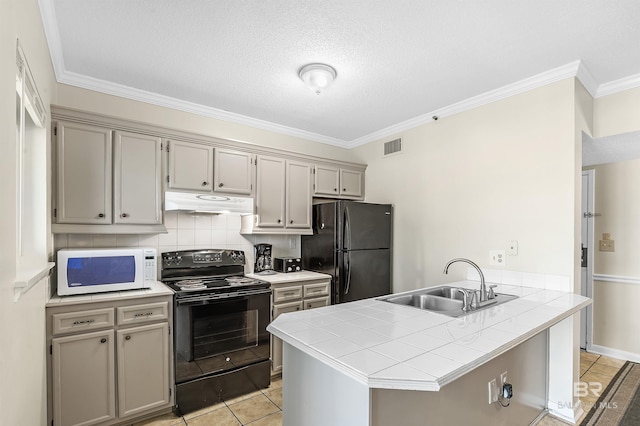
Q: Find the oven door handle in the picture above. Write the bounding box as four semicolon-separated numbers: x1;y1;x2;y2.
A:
176;288;272;306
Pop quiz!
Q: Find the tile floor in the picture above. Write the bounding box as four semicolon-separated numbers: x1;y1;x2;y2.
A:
537;351;627;425
137;351;625;426
134;377;283;426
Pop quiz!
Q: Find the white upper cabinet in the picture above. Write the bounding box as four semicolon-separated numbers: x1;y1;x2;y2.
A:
55;122;165;231
314;165;364;199
214;148;254;195
167;140;214;192
286;160;312;229
114;131;162;225
339;168;363;198
56;121;113;224
255;155;286;227
254;156;312;231
313;164;340;197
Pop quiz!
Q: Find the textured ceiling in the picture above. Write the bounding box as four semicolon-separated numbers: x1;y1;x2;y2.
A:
40;0;640;146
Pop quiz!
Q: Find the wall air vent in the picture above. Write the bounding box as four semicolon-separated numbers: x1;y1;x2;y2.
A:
383;138;402;156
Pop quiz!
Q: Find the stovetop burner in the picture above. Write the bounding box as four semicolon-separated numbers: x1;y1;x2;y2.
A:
175;279;208;291
161;249;270;297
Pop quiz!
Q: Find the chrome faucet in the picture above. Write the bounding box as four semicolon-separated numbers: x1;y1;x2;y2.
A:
443;258;488;302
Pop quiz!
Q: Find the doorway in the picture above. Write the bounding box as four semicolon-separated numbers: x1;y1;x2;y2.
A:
580;170;594;349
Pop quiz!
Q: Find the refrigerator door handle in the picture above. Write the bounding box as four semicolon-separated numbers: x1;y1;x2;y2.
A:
344;251;351;295
343;204;351;250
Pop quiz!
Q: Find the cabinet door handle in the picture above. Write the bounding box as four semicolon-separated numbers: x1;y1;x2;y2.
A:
343;188;347;191
296;306;300;311
333;188;337;192
277;219;282;223
98;213;105;218
120;213;129;218
125;335;131;341
218;182;224;187
290;220;294;224
100;338;107;343
202;181;208;186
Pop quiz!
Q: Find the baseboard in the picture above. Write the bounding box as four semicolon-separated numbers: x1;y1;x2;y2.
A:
588;344;640;363
547;399;583;425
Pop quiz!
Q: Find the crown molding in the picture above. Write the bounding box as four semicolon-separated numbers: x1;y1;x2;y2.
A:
57;71;349;148
596;72;640;98
576;61;599;97
348;61;583;148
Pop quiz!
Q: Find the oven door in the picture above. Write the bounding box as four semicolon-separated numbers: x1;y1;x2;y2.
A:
174;288;271;384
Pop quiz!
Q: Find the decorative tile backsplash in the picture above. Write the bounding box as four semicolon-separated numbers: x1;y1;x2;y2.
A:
54;211;301;274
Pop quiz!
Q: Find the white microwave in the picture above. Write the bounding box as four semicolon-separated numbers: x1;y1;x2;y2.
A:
57;248;157;296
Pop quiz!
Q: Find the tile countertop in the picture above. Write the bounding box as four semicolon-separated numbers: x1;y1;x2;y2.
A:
267;280;591;392
246;270;332;283
46;281;175;307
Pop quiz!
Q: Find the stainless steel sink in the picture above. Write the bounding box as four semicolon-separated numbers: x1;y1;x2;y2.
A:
379;285;518;317
384;293;464;311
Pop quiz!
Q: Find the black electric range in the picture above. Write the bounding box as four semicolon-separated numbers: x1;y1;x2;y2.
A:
161;249;272;416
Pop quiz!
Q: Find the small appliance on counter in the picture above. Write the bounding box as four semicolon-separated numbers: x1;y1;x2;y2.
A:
254;243;276;274
57;247;157;296
274;257;302;273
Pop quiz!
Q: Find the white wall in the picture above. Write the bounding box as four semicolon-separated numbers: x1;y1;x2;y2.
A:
349;79;579;293
0;0;57;425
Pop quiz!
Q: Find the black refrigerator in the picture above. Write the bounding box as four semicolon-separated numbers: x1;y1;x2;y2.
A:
301;201;392;304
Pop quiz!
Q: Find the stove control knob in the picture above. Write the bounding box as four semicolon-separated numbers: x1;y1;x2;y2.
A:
176;256;182;264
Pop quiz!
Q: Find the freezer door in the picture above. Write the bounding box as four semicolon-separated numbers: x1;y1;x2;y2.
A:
301;202;338;274
340;202;392;250
338;249;391;303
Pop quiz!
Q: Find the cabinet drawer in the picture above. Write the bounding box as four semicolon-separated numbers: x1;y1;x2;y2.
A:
272;285;303;303
272;300;303;319
117;302;169;325
52;308;115;335
304;297;330;310
303;281;330;299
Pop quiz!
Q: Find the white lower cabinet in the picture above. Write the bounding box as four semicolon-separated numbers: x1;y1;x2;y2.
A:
47;296;173;426
117;323;170;418
52;330;116;426
270;279;330;375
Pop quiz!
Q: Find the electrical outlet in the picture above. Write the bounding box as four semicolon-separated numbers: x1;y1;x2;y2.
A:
489;250;505;266
488;379;498;404
507;240;518;256
289;237;297;250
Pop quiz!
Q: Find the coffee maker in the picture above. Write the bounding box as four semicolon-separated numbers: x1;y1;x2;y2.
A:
254;243;275;274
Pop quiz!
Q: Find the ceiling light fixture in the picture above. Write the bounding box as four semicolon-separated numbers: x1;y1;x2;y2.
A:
299;63;337;94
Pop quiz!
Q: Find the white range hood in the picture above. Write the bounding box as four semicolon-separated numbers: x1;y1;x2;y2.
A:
164;191;253;215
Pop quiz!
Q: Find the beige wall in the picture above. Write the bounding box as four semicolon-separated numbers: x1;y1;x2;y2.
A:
1;0;57;424
56;84;349;161
350;79;579;293
594;86;640;138
587;87;640;357
588;158;640;354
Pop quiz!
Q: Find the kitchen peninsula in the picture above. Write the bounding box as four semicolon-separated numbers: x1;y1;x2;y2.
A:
267;281;591;426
